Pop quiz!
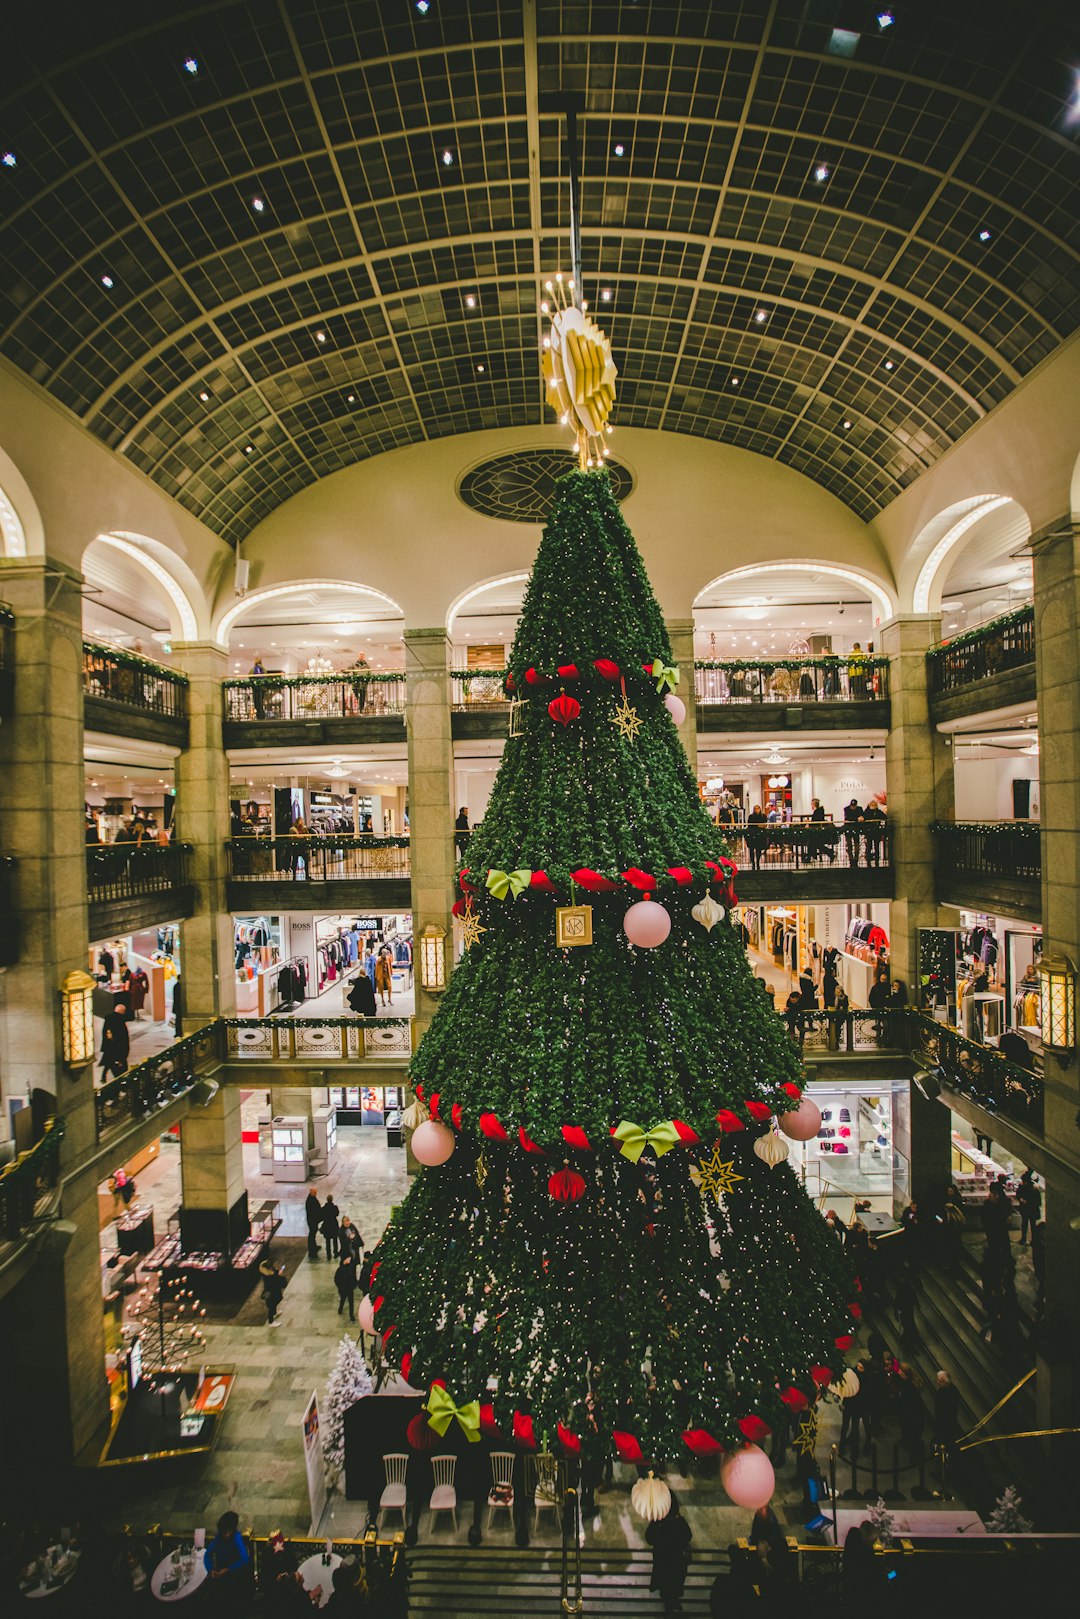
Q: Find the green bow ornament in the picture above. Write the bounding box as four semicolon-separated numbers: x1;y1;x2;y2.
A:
613;1119;682;1163
486;868;533;901
425;1384;482;1442
650;660;680;694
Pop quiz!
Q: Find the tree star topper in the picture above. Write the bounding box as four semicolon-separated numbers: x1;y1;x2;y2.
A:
691;1141;745;1203
612;693;643;743
542;273;617;470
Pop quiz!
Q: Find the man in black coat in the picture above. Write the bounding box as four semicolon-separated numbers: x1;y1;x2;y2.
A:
334;1256;358;1321
346;972;376;1017
100;999;130;1078
305;1187;322;1259
320;1195;340;1259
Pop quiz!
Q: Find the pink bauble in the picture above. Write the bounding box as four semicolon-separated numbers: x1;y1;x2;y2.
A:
411;1120;456;1166
358;1295;378;1335
721;1443;776;1509
624;900;671;949
777;1098;822;1141
664;693;687;726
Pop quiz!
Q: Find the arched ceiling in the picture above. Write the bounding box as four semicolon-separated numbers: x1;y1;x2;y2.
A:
1;1;1077;548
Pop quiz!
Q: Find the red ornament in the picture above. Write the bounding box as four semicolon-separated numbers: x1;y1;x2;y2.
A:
781;1083;802;1101
451;1103;462;1130
428;1092;441;1119
479;1112;508;1140
834;1334;854;1351
401;1351;412;1382
480;1402;501;1438
548;1168;586;1202
451;899;466;918
530;871;557;893
571;868;619;892
810;1366;833;1388
504;673;516;693
407;1412;439;1451
716;1109;745;1133
370;1294;385;1315
548;693;581;726
593;658;621;681
704;860;725;883
561;1124;592;1150
382;1324;395;1345
513;1411;537;1451
524;667;546;686
414;1085;425;1101
672;1119;700;1144
557;663;580;681
682;1428;723;1456
666;866;694;886
745;1100;772;1122
370;1260;381;1281
557;1422;582;1456
622;867;657;891
737;1414;772;1443
849;1302;863;1319
519;1126;546;1155
458;870;475;893
781;1386;809;1412
613;1430;644;1463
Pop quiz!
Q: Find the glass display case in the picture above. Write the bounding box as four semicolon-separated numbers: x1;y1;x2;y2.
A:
271;1117;308;1182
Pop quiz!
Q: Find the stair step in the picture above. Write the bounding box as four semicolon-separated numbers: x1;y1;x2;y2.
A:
406;1546;728;1615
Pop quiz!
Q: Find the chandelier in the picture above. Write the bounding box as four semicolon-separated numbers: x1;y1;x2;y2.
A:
305;652;334;675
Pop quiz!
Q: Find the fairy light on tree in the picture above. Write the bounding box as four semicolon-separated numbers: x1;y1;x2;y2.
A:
129;1273;208;1374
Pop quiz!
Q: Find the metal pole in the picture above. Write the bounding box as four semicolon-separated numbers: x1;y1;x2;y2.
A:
562;95;584;308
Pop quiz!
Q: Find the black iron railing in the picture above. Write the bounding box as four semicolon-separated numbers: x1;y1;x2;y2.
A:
926;604;1035;695
82;639;188;719
695;657;889;705
87;841;192;905
0;855;16;966
0;1117;65;1242
223;672;406;723
908;1010;1044;1132
227;835;410;882
94;1023;218;1141
0;602;13;719
931;819;1040;881
451;669;510;708
734;822;891;871
789;1009;898;1052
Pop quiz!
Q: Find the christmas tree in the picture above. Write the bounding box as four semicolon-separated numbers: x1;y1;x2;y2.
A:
323;1336;374;1485
370;467;854;1465
986;1484;1033;1534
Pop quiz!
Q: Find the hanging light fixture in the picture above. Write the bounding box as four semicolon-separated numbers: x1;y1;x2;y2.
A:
420;923;447;991
1038;954;1076;1058
60;969;97;1069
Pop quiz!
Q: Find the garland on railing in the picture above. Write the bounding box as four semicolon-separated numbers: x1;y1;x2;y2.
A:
223;671;405;688
693;656;888;670
228;834;410;848
929;603;1034;654
742;823;842;849
83;638;189;684
222;1015;413;1029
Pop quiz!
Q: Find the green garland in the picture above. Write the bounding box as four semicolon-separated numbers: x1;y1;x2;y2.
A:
694;656;887;670
83;638;189;684
929;602;1033;653
223;671;404;688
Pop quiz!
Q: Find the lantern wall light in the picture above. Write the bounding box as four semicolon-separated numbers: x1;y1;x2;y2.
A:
1038;953;1076;1062
60;968;96;1069
419;923;447;992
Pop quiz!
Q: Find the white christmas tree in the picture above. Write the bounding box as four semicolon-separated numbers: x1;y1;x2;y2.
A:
323;1335;373;1485
868;1496;896;1546
986;1484;1033;1534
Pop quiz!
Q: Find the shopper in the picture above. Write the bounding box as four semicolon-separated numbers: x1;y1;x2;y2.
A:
894;1267;919;1343
842;797;862;866
100;998;131;1078
1017;1168;1041;1245
250;655;267;719
746;804;767;870
374;946;394;1006
305;1187;323;1259
348;650;370;714
335;1255;358;1321
203;1510;252;1600
455;804;470;861
358;1247;376;1294
644;1494;692;1615
260;1260;286;1326
942;1183;966;1271
346;971;377;1018
320;1193;341;1259
288;815;310;879
339;1215;362;1262
171;972;183;1038
932;1370;961;1457
862;799;885;866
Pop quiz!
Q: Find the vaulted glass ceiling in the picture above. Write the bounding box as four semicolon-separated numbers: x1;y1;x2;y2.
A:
1;1;1077;545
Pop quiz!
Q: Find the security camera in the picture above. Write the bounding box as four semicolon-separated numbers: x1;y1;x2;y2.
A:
234;558;250;597
837;600;845;616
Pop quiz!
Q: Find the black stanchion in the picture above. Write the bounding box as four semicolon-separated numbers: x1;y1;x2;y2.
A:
829;1448;839;1543
883;1442;903;1502
870;1442;879;1497
910;1448;933;1502
840;1449;861;1501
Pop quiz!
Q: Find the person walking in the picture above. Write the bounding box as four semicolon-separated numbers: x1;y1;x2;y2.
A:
894;1268;919;1343
1017;1169;1041;1246
455;805;470;862
249;655;267;719
260;1260;286;1326
339;1215;361;1262
842;797;862;867
375;946;394;1007
645;1494;692;1615
334;1255;358;1321
100;998;131;1079
746;804;767;870
933;1370;961;1461
346;971;377;1017
203;1510;252;1602
305;1186;323;1260
320;1194;340;1259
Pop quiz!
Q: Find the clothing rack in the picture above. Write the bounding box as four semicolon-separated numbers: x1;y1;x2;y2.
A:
269;954;309;1014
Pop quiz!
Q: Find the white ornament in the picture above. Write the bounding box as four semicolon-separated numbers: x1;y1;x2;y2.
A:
753;1131;789;1169
691;894;726;932
631;1472;672;1521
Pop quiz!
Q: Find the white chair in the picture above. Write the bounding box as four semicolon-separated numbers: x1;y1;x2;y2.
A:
429;1454;458;1533
533;1451;560;1531
486;1450;516;1529
379;1452;409;1528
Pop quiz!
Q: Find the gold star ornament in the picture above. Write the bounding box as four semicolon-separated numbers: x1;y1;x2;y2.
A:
691;1141;745;1203
458;908;488;951
794;1409;819;1457
612;693;643;743
542;274;617;469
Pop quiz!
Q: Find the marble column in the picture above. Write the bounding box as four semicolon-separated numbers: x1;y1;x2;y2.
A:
174;642;235;1027
880;614;954;991
665;617;698;775
404;629;455;1032
180;1085;245;1216
0;559;109;1459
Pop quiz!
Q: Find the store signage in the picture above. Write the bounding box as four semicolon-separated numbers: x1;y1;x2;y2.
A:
301;1390;328;1534
353;918;380;932
310;792;340;806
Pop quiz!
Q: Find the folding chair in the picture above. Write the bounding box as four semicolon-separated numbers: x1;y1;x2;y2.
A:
533;1451;560;1532
379;1453;409;1528
486;1451;516;1529
429;1454;458;1533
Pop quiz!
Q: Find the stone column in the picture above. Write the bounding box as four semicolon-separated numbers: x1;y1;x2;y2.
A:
0;559;109;1459
174;642;235;1027
880;614;954;990
180;1086;245;1242
1031;525;1080;1370
405;629;455;1031
665;617;698;775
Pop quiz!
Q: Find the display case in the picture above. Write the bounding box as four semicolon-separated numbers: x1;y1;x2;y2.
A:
116;1205;155;1255
312;1104;337;1172
271;1116;308;1182
257;1110;274;1174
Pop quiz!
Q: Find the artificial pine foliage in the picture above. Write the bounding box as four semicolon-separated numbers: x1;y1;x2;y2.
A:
372;468;853;1460
868;1496;897;1546
986;1484;1033;1533
323;1336;373;1484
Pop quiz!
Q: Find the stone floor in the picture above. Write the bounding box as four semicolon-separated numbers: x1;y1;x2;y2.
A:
98;1128;972;1547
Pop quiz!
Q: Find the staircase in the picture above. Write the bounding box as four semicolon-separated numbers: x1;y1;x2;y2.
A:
407;1545;729;1615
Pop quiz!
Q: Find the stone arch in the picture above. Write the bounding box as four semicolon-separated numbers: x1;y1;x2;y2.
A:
0;444;45;558
694;559;896;627
86;532;203;641
214;578;404;649
445;572;531;639
906;497;1031;614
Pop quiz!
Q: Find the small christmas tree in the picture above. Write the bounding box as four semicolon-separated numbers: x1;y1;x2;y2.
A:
986;1484;1033;1533
324;1336;373;1485
868;1496;896;1546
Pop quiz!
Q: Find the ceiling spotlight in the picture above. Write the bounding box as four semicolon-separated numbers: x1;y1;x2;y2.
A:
243;444;254;455
465;294;477;308
182;56;199;75
601;287;612;301
876;8;895;27
842;418;853;429
883;359;894;370
315;329;327;343
977;227;991;242
251;196;266;213
754;309;768;324
476;362;486;373
198;389;210;401
614;142;626;157
813;162;830;182
730;376;740;387
346;392;355;403
415;0;430;12
1;151;16;168
441;149;454;167
101;274;114;288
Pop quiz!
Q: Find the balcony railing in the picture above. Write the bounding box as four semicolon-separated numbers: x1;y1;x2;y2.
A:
226;835;410;882
87;841;192;906
931;820;1041;882
82;639;188;719
451;669;511;709
732;821;891;871
94;1022;219;1142
695;657;889;705
0;602;13;719
0;1117;65;1243
909;1010;1044;1133
789;1009;898;1053
0;856;16;966
926;604;1035;695
223;672;406;724
225;1016;413;1063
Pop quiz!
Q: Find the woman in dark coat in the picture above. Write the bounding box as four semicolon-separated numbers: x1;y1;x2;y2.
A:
645;1494;692;1615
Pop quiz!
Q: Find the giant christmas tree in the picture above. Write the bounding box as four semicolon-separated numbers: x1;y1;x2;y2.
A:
370;468;854;1468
